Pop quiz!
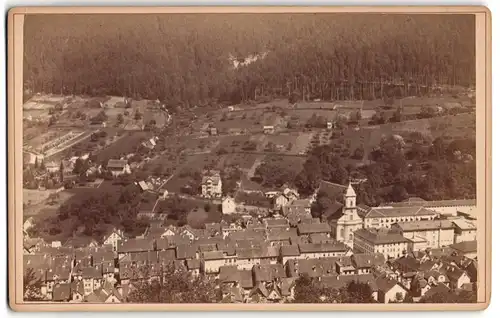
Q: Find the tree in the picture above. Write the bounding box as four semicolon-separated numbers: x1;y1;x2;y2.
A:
389;184;409;202
292;275;327;303
338;281;376;303
352;147;365;160
117;113;124;125
48;115;57;126
127;264;218;303
288;91;301;105
73;158;87;175
349;110;362;123
134;110;143;121
59;161;64;182
24;268;43;301
34;157;39;169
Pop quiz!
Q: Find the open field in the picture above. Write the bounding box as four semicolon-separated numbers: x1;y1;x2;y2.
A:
93;131;149;162
23;189;61;207
23;190;75;218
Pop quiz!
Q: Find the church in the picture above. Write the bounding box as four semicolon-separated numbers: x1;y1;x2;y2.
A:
315;181;364;248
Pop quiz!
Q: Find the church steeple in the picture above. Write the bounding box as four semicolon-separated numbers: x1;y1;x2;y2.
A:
344;181;356;208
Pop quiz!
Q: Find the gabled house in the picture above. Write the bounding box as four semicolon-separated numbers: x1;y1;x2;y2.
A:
107;159;131;177
375;276;409;303
103;228;124;252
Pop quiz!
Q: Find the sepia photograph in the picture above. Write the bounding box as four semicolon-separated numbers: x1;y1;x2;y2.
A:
7;6;491;311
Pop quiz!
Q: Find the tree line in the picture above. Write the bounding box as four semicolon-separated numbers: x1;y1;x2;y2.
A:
24;14;474;106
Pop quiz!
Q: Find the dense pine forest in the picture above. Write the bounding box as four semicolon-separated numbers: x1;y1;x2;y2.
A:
24;14;475;106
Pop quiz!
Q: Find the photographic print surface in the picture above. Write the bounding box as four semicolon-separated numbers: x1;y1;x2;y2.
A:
10;7;490;310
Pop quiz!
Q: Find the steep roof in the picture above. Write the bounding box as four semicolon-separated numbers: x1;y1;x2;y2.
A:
253;264;286;282
317;180;347;199
280;244;300;257
117;238;154;254
375;276;401;293
297;222;331;235
52;283;71;301
449;240;477;254
352;253;386;268
202;250;225;261
266;228;298;242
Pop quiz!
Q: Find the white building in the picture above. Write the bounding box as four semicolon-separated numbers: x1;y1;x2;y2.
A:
353;228;409;260
391;220;455;250
107;159;131;177
201;171;222;198
222;196;236;214
103;229;124;252
452;219;477;243
328;183;364;248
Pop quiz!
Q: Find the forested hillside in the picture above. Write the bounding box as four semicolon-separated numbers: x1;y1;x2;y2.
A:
24;14;475;106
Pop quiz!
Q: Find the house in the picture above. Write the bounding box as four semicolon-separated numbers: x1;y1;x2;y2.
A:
353;228;409;260
70;280;85;302
266;228;298;247
23;217;35;237
253;264;287;283
222;196;236;214
391;220;455;250
52;283;71;302
411;276;433;297
103;228;124;252
280;244;301;264
297;223;331;237
186;259;201;277
263;125;275;134
45;161;60;173
141;137;158;150
107;159;131;177
80;266;103;296
209;127;218;136
282;204;313;226
351;253;386;274
326;122;333;130
449;240;477;259
117;238;155;258
298;242;349;259
201;251;227;274
452;219;477;243
235;245;280;270
263;218;289;230
219;266;254;292
201;170;222;198
274;194;289;210
440;264;471;290
375;276;409;303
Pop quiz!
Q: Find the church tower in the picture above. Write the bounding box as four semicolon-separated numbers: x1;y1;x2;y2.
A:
334;181;363;248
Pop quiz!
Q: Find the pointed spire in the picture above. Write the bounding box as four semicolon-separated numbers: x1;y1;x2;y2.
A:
345;180;356;197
